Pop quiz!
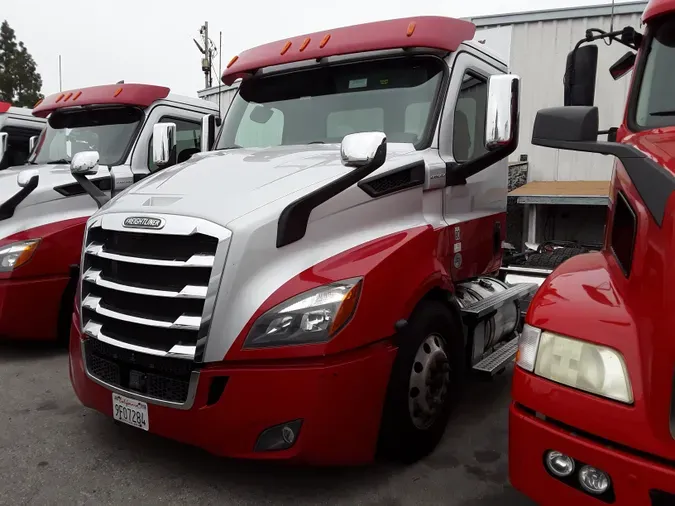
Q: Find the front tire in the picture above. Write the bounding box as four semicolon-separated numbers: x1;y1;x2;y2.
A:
378;300;464;463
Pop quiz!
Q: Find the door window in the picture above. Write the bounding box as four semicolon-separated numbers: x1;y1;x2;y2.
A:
453;72;489;163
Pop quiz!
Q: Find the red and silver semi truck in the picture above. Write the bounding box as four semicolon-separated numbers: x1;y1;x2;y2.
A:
509;0;675;504
0;84;218;343
68;16;539;465
0;102;45;170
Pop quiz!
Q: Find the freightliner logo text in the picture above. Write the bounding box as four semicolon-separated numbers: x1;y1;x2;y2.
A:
123;217;165;229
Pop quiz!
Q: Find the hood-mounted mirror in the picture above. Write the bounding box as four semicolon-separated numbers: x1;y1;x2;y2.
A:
70;151;110;209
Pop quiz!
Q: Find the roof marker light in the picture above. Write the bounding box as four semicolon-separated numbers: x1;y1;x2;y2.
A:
281;41;292;55
113;87;123;97
72;91;82;101
55;94;64;103
34;99;43;108
407;22;416;37
227;55;239;68
63;92;73;101
320;34;331;48
299;37;311;52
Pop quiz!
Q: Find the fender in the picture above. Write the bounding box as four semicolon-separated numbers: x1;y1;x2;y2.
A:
0;217;88;280
224;224;458;362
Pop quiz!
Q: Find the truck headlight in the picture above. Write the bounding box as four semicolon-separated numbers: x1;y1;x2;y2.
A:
0;239;40;272
517;324;633;404
243;278;363;349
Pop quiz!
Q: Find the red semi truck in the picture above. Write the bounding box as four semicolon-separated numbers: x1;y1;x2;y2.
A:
509;0;675;504
68;16;539;464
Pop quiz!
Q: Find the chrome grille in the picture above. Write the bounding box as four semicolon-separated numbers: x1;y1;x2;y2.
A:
79;213;231;367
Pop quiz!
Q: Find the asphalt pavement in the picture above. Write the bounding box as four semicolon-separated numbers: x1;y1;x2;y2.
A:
0;342;536;506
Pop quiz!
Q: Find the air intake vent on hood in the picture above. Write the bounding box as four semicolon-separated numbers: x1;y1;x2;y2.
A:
358;160;425;198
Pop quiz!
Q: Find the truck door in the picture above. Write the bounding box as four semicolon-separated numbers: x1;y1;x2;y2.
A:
440;51;508;278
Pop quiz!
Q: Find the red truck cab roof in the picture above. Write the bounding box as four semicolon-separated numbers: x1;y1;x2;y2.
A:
222;16;476;85
0;102;11;113
32;83;170;118
643;0;675;22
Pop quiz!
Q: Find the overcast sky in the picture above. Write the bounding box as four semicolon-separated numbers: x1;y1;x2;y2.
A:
3;0;638;99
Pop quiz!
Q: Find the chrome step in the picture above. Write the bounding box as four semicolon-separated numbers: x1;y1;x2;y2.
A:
461;283;538;321
472;336;519;375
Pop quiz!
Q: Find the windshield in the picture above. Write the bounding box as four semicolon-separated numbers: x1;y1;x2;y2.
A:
30;106;143;166
216;56;445;150
634;16;675;129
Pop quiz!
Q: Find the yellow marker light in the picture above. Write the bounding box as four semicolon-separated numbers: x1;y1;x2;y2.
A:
320;34;331;48
280;41;292;55
72;91;82;101
113;87;123;97
407;22;417;37
55;94;64;103
299;37;311;52
63;92;73;102
227;55;239;68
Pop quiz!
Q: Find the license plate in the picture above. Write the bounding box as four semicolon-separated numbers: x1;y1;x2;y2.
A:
112;393;149;431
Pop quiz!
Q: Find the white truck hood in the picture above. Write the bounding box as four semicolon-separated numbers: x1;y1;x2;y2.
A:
102;143;418;227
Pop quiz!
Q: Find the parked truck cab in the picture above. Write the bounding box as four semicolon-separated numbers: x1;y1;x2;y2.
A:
69;17;536;465
509;0;675;504
0;102;45;170
0;84;218;343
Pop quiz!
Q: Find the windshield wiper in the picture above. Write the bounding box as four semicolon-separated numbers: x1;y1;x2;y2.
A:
45;159;71;164
650;110;675;117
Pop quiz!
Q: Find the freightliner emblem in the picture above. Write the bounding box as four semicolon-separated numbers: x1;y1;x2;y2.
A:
123;216;165;230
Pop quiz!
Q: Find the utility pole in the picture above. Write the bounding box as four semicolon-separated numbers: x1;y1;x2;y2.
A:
193;22;213;89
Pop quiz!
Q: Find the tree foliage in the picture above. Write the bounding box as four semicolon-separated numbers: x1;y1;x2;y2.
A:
0;20;43;107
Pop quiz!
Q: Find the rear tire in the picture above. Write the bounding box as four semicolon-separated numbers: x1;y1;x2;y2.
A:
378;300;465;463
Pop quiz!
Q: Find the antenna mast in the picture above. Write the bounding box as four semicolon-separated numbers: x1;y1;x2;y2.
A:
218;30;223;123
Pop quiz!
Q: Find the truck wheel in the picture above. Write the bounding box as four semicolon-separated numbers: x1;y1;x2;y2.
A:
378;300;464;463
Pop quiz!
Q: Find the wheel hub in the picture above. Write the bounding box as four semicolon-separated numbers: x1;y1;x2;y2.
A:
408;333;451;430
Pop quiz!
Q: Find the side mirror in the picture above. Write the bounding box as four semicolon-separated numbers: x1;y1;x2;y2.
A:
446;74;520;187
276;131;387;248
201;114;216;152
28;135;38;155
340;132;387;168
533;106;600;146
0;132;7;162
564;45;598;106
152;122;177;167
70;151;100;176
485;74;520;150
17;168;39;188
69;150;109;209
610;52;636;80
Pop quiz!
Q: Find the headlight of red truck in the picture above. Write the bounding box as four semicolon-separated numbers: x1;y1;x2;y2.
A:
0;239;40;272
516;324;633;404
243;277;363;349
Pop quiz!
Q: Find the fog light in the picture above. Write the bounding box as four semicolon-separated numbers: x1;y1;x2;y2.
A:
545;450;575;477
254;419;303;452
579;465;610;495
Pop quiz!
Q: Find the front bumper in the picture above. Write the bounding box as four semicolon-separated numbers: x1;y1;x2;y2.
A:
0;275;68;340
69;322;397;465
509;402;675;505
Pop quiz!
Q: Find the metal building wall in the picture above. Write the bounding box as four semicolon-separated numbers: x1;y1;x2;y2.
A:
474;3;646;182
197;83;240;117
